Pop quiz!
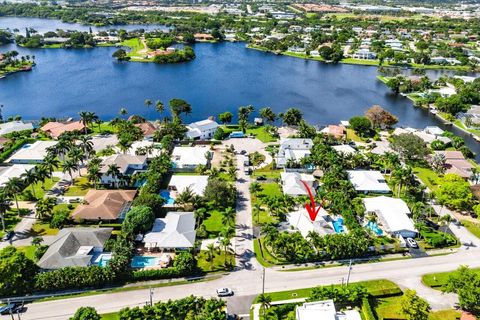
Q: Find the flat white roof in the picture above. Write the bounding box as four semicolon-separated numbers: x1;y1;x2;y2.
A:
125;140;162;158
172;146;209;167
169;175;209;196
0;164;35;187
287;208;334;238
0;121;33;135
363;196;417;234
332;145;357;155
347;170;391;193
281;172;315;196
7;140;57;162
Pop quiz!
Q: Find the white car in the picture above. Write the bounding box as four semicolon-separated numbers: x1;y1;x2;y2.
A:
406;238;418;248
216;287;234;297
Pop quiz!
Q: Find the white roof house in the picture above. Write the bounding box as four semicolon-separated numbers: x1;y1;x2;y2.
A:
124;140;162;159
280;172;316;196
0;121;33;136
172;146;210;171
424;126;444;136
332;145;357;156
347;170;391;194
7;141;57;164
186;119;219;140
296;300;361;320
0;164;35;187
287;208;334;238
363;196;417;238
143;212;196;249
168;175;209;196
276;138;314;168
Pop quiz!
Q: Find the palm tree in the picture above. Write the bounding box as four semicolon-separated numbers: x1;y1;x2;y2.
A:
194;208;207;229
219;237;232;267
0;190;12;231
35;197;55;220
119;107;128;118
62;159;79;185
253;203;262;223
21;168;39;199
222;207;236;226
78;111;96;134
175;187;195;210
87;164;101;189
206;243;216;263
155;100;164;113
34;165;51;191
4;177;24;211
68;147;85;173
144;99;152;109
118;139;132;154
106;164;121;188
32;236;43;247
78;135;94;158
439;214;453;239
257;294;272;318
249;182;262;195
43;155;60;177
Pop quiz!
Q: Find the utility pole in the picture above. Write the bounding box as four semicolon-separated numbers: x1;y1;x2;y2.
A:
149;288;154;307
262;267;266;295
346;259;353;286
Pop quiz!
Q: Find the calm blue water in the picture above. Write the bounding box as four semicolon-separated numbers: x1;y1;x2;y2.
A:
1;17;480;158
131;256;158;268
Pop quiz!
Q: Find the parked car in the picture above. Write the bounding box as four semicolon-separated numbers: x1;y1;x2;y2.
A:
216;288;234;297
2;231;14;242
69;198;81;204
0;303;23;315
406;238;418;248
240;150;247;155
256;176;267;181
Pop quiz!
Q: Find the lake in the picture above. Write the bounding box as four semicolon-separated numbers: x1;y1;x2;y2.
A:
1;17;480;157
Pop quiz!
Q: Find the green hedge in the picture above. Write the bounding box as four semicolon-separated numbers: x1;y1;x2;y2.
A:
362;298;377;320
132;267;188;281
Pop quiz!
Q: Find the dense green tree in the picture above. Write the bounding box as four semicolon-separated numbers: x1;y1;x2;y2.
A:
349;116;371;137
444;266;480;314
391;133;427;161
122;205;155;235
401;290;430;320
281;108;303;126
0;247;38;297
218;111;233;124
70;307;101;320
434;174;473;211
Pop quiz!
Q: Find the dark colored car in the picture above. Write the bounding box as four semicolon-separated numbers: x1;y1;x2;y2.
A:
256;176;267;181
2;231;14;242
0;303;24;315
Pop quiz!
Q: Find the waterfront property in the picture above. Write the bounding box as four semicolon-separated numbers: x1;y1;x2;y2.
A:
41;120;86;139
276;138;314;168
134;122;157;139
7;140;58;164
37;228;113;270
143;212;196;250
171;146;211;171
72;189;137;221
433;151;473;179
347;170;391;194
363;196;417;238
186;118;219;140
100;154;147;186
0;121;33;135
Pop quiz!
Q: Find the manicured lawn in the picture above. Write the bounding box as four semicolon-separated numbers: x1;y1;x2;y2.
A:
346;129;363;142
91;121;116;135
413;167;441;191
374;295;403;319
101;313;119;320
422;267;480;290
259;182;282;197
429;310;461;320
246;126;278;143
64;176;92;196
461;220;480;239
17;245;36;261
202;210;225;238
197;250;234;272
253;238;287;267
19;177;60;200
0;210;21;238
252;163;282;180
31;223;59;236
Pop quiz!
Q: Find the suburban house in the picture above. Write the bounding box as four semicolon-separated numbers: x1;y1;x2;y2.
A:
433;151;473;179
347;170;391;194
168;175;209;196
37;228;113;270
143;212;196;250
134;122;157;139
320;125;346;139
185;119;219;140
100;154;147;185
295;300;361;320
72;190;137;221
276;138;314;168
7;141;58;164
287;208;335;238
0;164;35;187
280;172;317;196
41;121;86;139
332;145;357;156
125;141;162;159
0;121;33;136
171;146;211;171
363;196;417;238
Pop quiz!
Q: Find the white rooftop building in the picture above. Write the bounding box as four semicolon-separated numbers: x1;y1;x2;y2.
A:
124;140;162;159
332;145;357;156
363;196;417;238
276;138;314;168
287;208;334;238
168;175;209;196
143;212;196;249
0;164;35;187
296;300;361;320
0;121;33;136
347;170;391;193
7;141;57;164
186;119;219;140
172;146;211;171
280;172;316;196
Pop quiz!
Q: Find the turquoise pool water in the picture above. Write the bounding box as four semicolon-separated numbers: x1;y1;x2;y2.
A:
332;218;345;233
131;256;159;268
366;221;383;235
98;255;111;267
160;190;175;205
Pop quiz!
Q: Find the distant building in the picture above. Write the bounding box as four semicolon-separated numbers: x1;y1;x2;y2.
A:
134;122;157;139
186;119;219;140
7;141;57;164
320;125;346;139
0;121;33;136
433;151;473;179
0;164;35;187
41;121;86;139
332;145;357;156
168;175;209;196
295;299;361;320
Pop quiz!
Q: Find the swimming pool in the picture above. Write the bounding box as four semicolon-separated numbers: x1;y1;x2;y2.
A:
332;218;345;233
160;190;175;205
366;221;383;235
131;256;159;268
91;253;112;267
21;144;31;149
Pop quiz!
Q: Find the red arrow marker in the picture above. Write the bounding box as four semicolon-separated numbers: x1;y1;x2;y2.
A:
300;180;324;222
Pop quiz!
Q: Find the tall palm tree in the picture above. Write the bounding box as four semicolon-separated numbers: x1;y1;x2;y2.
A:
222;207;236;226
219;237;232;267
106;164;121;188
78;135;94;158
175;187;195;210
119;107;128;118
78;111;96;134
144;99;152;109
35;197;55;220
257;294;272;318
194;208;207;229
253;203;262;223
42;155;60;177
62;159;79;185
87;164;101;189
4;177;24;211
0;190;12;231
21;168;39;199
155;100;164;113
34;165;51;191
206;243;216;264
68;147;85;174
